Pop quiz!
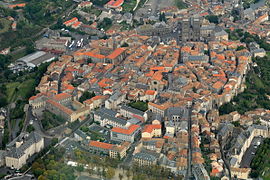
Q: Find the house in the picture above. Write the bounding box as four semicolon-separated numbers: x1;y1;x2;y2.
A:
78;1;93;8
106;48;126;64
88;140;130;159
165;121;175;136
94;108;129;128
105;0;124;9
142;124;162;138
120;105;147;122
64;17;79;27
29;93;48;109
141;138;165;153
140;90;157;101
111;124;141;143
109;141;131;159
230;167;251;179
252;48;266;58
192;164;210;180
74;129;89;141
148;102;169;117
88;141;113;155
133;150;160;166
46;93;90;122
152;114;162;125
5;132;44;169
8;3;26;9
83;95;108;110
213;29;228;41
105;91;126;110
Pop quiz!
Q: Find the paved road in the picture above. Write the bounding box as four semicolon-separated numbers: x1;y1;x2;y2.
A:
240;137;263;168
186;103;193;179
6;105;12;142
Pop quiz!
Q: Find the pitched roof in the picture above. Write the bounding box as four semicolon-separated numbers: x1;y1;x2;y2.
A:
89;141;113;149
107;48;125;59
46;99;73;115
145;90;156;95
111;124;140;135
53;93;72;101
143;124;161;133
64;17;78;25
8;3;26;8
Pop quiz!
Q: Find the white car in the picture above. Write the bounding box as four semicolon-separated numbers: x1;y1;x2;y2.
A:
29;120;33;125
251;152;255;155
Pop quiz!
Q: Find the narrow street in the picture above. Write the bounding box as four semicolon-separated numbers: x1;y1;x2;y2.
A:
186;102;194;179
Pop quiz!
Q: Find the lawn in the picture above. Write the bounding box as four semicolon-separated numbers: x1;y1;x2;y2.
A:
128;101;148;112
81;7;102;16
5;79;35;103
263;167;270;180
5;82;20;103
0;18;11;34
42;111;66;130
11;48;28;61
174;0;187;9
122;0;137;12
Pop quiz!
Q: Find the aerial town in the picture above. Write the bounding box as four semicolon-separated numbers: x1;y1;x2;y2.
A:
0;0;269;179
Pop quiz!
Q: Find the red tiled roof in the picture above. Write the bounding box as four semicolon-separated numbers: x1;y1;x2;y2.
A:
89;141;113;149
107;48;125;59
8;3;26;8
53;93;72;101
72;21;82;28
111;124;140;135
107;0;124;8
145;90;156;95
46;99;73;115
143;124;161;133
64;17;78;25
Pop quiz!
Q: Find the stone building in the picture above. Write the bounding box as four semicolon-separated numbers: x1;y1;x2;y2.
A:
5;132;44;169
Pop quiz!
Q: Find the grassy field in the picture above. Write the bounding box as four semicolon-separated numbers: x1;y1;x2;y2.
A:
0;18;11;34
174;0;187;9
11;48;28;61
5;79;35;103
6;82;20;103
122;0;137;12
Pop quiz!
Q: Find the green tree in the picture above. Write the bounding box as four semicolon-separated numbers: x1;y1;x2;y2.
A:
236;45;246;51
76;165;84;175
105;167;115;179
206;15;219;24
79;91;96;103
119;173;124;180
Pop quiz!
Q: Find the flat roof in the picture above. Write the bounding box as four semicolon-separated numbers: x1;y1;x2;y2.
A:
17;51;56;67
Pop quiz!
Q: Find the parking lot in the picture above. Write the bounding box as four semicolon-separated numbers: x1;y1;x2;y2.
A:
60;30;90;53
135;0;175;19
240;136;264;168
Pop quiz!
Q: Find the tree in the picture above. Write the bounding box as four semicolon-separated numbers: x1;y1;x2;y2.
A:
26;124;35;133
121;42;129;47
79;91;96;103
236;45;246;51
119;173;123;180
105;167;115;179
159;12;166;22
0;96;7;108
97;17;112;30
231;121;240;127
206;15;219;24
38;175;47;180
76;165;84;175
126;170;131;180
